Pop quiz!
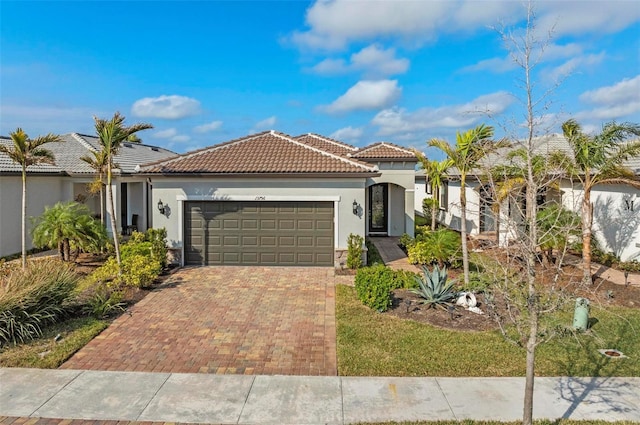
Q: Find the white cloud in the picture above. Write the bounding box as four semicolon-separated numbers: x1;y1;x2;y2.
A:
0;104;99;135
462;42;588;74
580;75;640;105
537;1;640;38
544;52;606;82
170;135;191;143
153;128;178;138
193;120;223;133
371;91;513;136
291;1;638;51
322;80;401;114
311;44;410;78
253;116;277;131
131;95;201;119
330;126;364;142
575;75;640;121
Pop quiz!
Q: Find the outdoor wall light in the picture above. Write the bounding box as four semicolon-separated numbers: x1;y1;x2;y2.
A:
157;199;165;215
352;200;359;215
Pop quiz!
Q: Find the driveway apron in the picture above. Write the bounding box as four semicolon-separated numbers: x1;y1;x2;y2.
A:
61;267;338;375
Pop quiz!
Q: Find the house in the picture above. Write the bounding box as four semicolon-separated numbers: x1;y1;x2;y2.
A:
0;133;175;258
418;134;640;262
139;131;417;267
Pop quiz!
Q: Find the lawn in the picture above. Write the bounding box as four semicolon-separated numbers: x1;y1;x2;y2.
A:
0;316;107;368
337;285;640;377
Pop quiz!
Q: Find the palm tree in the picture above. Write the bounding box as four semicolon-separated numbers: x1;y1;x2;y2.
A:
560;119;640;284
32;201;107;261
429;124;506;286
80;149;110;224
0;128;62;269
93;112;152;266
415;152;453;230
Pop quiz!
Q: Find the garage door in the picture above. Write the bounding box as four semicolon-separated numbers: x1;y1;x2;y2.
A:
184;201;334;266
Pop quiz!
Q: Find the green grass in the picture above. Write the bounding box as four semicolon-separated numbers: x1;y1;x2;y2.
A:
336;285;640;377
0;316;108;368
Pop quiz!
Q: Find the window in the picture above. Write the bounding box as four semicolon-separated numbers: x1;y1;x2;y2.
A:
439;182;448;211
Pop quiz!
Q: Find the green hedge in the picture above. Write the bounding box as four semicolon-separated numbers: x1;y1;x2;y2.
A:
354;264;418;312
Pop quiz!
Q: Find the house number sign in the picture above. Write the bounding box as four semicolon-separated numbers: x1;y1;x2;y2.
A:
255;196;266;201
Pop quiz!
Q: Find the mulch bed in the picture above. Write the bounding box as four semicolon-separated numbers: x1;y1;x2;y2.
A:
384;247;640;332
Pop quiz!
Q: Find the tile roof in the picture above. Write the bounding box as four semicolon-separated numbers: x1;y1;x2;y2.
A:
0;137;65;174
352;142;417;160
294;133;359;156
140;131;378;175
446;134;640;176
0;133;175;175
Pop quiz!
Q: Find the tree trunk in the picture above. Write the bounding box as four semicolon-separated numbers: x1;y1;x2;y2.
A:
582;186;593;285
523;298;538;425
21;166;27;269
106;167;122;266
63;238;71;262
460;179;470;286
99;181;104;225
431;186;438;230
58;241;64;261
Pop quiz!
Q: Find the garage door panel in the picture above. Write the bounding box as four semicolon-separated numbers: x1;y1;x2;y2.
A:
260;219;276;230
185;201;334;266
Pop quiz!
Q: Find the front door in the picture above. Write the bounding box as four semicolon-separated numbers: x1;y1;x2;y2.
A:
368;184;388;234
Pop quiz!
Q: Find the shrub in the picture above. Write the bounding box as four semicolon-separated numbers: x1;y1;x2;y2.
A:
422;198;439;220
391;269;419;290
0;259;79;345
619;260;640;273
398;233;414;250
82;286;125;319
145;228;169;268
411;265;457;310
347;233;364;269
407;229;461;267
354;264;393;312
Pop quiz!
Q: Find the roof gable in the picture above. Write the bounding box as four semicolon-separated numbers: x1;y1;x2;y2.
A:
141;130;378;175
352;142;416;160
294;133;358;156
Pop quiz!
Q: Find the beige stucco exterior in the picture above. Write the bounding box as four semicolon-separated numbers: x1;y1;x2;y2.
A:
149;177;368;265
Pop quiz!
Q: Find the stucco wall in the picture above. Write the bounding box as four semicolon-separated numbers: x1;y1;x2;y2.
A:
441;180;481;235
414;177;430;213
0;175;65;258
149;177;367;259
561;181;640;262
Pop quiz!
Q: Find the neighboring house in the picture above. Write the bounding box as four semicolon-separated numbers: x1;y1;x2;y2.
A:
139;130;417;267
417;134;640;262
0;133;175;258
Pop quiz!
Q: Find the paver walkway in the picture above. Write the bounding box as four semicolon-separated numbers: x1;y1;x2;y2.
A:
368;237;419;272
61;267;338;375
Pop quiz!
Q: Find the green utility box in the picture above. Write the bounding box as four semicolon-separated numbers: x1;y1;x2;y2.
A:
573;297;590;331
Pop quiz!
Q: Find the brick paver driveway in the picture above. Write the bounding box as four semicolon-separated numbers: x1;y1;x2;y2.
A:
61;267;339;375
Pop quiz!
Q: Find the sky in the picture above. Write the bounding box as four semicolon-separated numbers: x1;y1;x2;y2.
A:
1;0;639;159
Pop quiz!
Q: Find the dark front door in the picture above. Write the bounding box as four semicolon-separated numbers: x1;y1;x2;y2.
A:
368;184;388;234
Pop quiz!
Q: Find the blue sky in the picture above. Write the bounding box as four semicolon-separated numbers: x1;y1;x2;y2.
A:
1;1;639;158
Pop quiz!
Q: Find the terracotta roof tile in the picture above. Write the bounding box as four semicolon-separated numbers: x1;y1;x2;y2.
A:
352;142;417;160
141;131;378;175
294;133;358;156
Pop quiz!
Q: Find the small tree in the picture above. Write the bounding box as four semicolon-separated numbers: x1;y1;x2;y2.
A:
560;119;640;284
429;125;507;286
93;112;152;266
346;233;364;269
32;201;107;261
0;129;62;269
415;153;453;230
80;149;110;224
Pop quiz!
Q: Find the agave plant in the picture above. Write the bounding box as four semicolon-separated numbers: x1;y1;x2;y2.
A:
411;265;457;309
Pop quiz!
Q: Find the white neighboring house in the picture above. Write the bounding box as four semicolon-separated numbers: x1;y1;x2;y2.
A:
416;134;640;262
139;131;417;267
0;133;175;258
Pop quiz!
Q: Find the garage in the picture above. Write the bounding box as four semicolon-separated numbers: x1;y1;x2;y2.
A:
184;201;334;266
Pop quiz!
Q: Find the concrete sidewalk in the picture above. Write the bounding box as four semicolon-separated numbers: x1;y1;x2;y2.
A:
2;368;639;423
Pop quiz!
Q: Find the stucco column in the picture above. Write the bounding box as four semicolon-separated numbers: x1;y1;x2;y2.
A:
105;181;121;235
405;189;415;237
